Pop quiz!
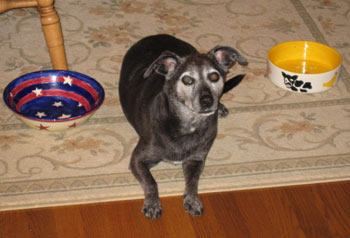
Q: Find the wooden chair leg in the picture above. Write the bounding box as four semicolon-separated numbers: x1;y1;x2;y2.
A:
0;0;37;13
37;0;68;70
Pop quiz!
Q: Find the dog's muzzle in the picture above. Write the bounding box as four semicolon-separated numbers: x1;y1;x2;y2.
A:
199;88;214;115
200;95;213;109
197;87;216;115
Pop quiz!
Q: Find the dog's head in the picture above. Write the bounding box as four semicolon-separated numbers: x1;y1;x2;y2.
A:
144;46;247;116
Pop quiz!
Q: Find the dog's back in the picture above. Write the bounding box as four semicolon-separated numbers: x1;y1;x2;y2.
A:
119;35;197;130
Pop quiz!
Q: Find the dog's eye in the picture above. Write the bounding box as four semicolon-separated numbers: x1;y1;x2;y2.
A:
208;72;220;82
182;76;194;85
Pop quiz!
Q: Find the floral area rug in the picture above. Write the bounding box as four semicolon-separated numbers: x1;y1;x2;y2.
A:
1;0;349;211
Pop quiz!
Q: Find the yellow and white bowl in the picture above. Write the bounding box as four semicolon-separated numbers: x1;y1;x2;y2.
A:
267;41;342;93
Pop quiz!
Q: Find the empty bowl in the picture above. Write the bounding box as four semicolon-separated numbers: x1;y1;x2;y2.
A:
3;70;104;131
267;41;342;93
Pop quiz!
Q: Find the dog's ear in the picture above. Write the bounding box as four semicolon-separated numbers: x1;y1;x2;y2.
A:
209;46;248;72
144;51;182;79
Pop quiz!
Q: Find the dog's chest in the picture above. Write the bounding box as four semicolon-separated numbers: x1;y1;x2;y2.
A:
164;159;183;165
156;117;215;163
181;111;197;129
180;114;208;135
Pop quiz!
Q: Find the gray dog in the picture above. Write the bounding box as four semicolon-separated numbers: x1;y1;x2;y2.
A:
119;34;247;219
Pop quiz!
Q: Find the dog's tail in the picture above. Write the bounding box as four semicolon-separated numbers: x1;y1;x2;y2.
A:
223;74;245;94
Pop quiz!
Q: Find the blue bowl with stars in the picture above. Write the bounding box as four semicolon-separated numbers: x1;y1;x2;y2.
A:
3;70;105;131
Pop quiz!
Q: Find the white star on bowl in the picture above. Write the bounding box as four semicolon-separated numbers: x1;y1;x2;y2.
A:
35;112;46;118
32;88;42;96
52;101;63;107
58;114;71;119
63;76;73;86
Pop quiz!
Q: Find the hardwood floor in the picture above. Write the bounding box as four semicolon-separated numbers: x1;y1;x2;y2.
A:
1;181;349;238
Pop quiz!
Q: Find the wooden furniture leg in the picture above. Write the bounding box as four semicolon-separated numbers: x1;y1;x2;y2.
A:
37;0;67;70
0;0;37;10
0;0;68;70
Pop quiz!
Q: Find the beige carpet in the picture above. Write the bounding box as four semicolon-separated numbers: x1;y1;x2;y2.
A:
1;0;350;211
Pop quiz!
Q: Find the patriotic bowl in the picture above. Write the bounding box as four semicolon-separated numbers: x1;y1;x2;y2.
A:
3;70;104;131
267;41;342;93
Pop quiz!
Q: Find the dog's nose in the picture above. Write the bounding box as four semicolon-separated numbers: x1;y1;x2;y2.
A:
200;95;213;109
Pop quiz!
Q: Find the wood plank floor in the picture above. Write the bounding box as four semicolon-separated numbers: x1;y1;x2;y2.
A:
1;181;349;238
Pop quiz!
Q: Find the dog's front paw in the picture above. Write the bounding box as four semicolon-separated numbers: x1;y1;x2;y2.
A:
184;195;204;216
218;103;229;118
142;197;162;219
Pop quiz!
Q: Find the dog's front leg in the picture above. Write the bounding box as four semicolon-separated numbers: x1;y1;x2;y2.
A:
130;144;162;219
182;159;205;216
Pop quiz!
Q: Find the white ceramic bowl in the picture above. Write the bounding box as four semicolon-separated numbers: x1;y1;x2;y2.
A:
267;41;342;93
3;70;104;131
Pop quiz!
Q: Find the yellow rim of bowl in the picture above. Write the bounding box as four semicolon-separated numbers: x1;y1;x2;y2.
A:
268;41;342;74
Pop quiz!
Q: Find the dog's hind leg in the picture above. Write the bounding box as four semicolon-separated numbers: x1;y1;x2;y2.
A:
129;142;162;219
182;159;205;216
